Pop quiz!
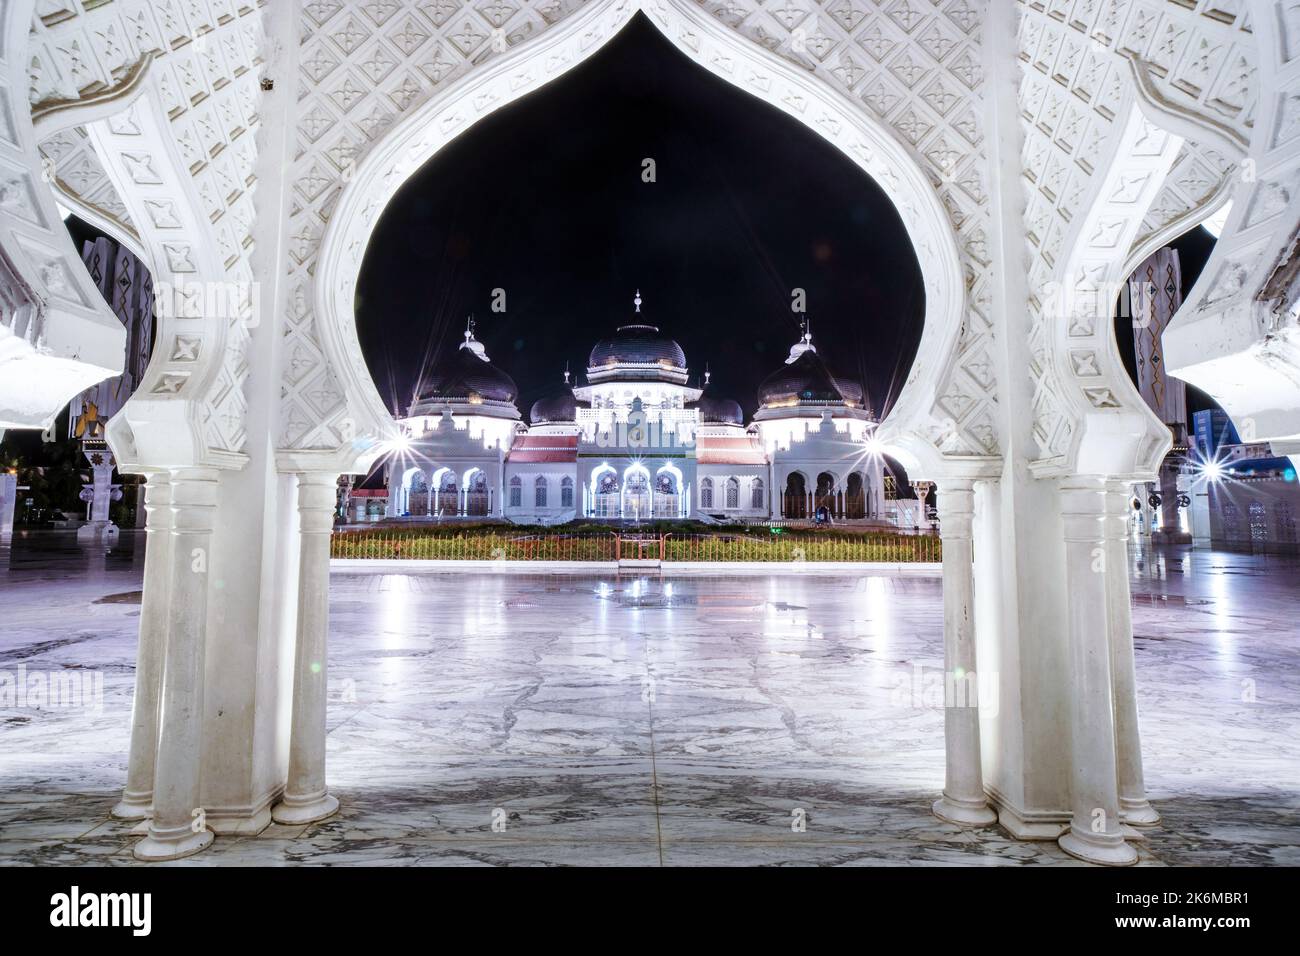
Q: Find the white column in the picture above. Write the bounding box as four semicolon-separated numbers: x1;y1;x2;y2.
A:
1058;480;1137;865
1106;481;1160;826
112;473;172;820
0;471;16;538
932;478;996;826
86;450;115;524
1139;482;1155;543
272;472;340;824
133;467;220;861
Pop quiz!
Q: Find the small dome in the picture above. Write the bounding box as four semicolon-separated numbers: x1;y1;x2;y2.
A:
589;324;686;370
417;344;517;405
690;392;744;425
758;350;846;406
530;388;584;424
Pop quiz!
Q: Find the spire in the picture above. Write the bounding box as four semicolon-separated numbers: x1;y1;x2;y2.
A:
459;314;489;361
633;289;642;314
785;317;816;364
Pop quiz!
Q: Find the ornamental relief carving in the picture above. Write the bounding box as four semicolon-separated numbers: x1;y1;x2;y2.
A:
283;0;1001;466
23;0;267;461
11;1;1284;475
1017;0;1258;472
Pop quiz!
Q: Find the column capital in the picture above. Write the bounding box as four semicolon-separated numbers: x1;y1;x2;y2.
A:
1102;482;1136;539
935;477;975;534
142;473;172;515
1059;477;1108;541
167;467;220;534
296;471;339;533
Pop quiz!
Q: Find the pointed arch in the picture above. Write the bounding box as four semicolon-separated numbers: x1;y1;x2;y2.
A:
310;0;966;476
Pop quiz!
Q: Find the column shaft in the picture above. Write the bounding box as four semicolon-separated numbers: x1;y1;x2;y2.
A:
1058;480;1137;866
112;474;172;819
1106;482;1159;825
932;478;996;826
133;467;220;861
272;472;340;824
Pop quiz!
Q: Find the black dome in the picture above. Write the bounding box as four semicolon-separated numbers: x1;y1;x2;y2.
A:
832;373;865;407
690;392;744;425
530;388;584;424
418;345;517;404
589;324;686;369
758;350;847;406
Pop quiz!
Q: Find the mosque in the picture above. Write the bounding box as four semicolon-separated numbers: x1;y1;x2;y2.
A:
376;293;887;525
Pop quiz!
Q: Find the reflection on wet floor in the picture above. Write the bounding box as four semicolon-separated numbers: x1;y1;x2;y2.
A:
0;533;1297;866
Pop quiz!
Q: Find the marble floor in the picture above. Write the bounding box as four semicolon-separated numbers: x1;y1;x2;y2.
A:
1;532;1297;866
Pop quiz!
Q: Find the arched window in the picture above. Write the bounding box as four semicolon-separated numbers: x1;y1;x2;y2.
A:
509;475;522;508
561;476;574;508
535;475;548;508
751;478;764;510
725;477;739;508
700;477;714;509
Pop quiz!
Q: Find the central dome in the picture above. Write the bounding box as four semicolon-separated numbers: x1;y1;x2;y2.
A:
588;324;687;370
416;344;517;406
758;350;846;406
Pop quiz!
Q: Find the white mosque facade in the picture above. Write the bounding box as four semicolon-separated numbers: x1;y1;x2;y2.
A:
379;296;886;525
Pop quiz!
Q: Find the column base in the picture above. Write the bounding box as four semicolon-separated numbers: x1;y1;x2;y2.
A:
933;795;997;827
1120;798;1161;827
272;791;339;825
110;792;153;821
132;826;214;862
1058;827;1138;866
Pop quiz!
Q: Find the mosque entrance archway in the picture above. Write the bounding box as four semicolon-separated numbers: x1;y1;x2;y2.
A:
846;473;866;520
622;466;651;522
783;472;809;521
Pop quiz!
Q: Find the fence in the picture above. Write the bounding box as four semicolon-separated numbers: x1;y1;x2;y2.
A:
662;532;939;562
331;529;941;563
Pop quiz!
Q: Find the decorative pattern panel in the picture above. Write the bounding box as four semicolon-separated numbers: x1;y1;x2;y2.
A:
1162;0;1300;447
0;0;127;430
281;0;1002;462
1016;0;1256;469
26;0;268;461
38;125;141;250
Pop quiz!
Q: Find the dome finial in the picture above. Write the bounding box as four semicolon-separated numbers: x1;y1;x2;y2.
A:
704;363;711;386
459;314;489;361
563;361;570;385
634;289;642;313
786;317;817;363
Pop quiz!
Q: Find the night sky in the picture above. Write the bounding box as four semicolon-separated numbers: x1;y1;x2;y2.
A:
355;13;925;421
